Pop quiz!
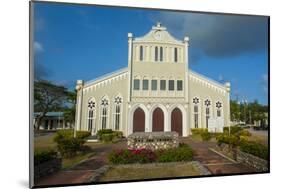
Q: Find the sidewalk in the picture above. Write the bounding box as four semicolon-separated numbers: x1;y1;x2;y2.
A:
35;140;127;187
180;137;256;174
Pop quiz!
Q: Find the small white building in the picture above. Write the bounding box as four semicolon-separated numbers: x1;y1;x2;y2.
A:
34;112;73;130
75;23;231;137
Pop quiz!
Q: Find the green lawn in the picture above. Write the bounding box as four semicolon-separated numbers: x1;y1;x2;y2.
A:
34;133;98;169
248;134;268;146
99;163;202;182
34;133;56;151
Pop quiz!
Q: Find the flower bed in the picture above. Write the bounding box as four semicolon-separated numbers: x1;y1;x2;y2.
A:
108;143;194;164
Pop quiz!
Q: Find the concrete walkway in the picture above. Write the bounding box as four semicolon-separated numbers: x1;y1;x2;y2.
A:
180;137;256;174
35;140;127;187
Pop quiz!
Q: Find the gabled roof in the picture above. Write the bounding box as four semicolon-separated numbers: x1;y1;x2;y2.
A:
84;67;128;88
189;70;228;91
134;22;184;44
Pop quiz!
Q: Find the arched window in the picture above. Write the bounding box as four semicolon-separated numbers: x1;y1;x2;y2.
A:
216;101;222;117
113;96;122;130
193;97;200;128
160;47;163;61
87;99;95;133
174;48;178;62
100;97;109;129
140;46;143;61
205;99;211;128
155;46;158;61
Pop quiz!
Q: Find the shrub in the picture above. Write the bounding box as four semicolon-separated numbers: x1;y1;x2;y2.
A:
216;133;239;148
108;144;194;164
53;130;91;141
240;129;251;137
108;148;156;164
201;131;211;141
156;145;194;163
34;150;58;166
97;129;123;143
100;133;115;143
191;128;207;135
239;141;268;160
53;130;88;158
76;131;91;139
223;126;243;135
97;129;113;137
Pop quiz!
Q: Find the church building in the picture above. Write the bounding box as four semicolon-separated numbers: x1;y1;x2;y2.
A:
75;23;231;137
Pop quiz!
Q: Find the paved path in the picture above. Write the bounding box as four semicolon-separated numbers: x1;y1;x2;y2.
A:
180;137;256;174
35;137;256;186
35;140;127;187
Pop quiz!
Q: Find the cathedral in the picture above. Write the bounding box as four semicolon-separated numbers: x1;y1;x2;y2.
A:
74;23;231;137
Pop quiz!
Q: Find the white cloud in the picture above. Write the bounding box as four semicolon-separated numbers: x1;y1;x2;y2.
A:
34;41;44;53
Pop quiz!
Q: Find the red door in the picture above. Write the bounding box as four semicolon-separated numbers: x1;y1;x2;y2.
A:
152;108;164;132
133;107;145;132
171;108;182;136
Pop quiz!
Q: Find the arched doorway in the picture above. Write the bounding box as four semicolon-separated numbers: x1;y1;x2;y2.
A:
171;108;182;136
152;107;164;131
133;107;145;132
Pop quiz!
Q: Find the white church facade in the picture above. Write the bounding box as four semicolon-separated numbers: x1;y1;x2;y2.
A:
75;23;231;137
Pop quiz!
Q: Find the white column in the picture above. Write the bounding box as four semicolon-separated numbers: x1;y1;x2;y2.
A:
75;80;84;131
146;107;151;132
165;109;171;132
127;33;133;102
182;105;188;136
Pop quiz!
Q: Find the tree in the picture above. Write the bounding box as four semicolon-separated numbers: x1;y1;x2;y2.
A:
230;100;240;121
34;80;68;130
63;91;77;128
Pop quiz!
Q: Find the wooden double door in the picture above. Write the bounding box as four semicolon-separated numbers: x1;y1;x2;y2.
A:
132;107;183;136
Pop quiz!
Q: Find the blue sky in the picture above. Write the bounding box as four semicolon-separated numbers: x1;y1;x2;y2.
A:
34;2;269;105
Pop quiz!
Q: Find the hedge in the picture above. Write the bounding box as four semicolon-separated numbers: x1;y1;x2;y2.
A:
53;130;91;141
34;150;58;166
201;131;211;141
239;141;268;160
108;143;194;164
216;133;240;147
156;144;194;163
108;148;157;164
191;128;208;135
223;126;243;134
97;129;123;143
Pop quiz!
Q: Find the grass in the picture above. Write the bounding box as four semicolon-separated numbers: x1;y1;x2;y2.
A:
34;133;56;151
34;132;98;169
247;135;268;146
99;163;201;182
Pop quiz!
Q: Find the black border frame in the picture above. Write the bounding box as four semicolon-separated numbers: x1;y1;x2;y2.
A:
29;0;270;188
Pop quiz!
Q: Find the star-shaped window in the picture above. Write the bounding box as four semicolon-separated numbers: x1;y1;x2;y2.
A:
114;96;122;104
101;99;109;107
193;97;199;104
88;101;95;109
205;99;211;106
216;102;222;109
